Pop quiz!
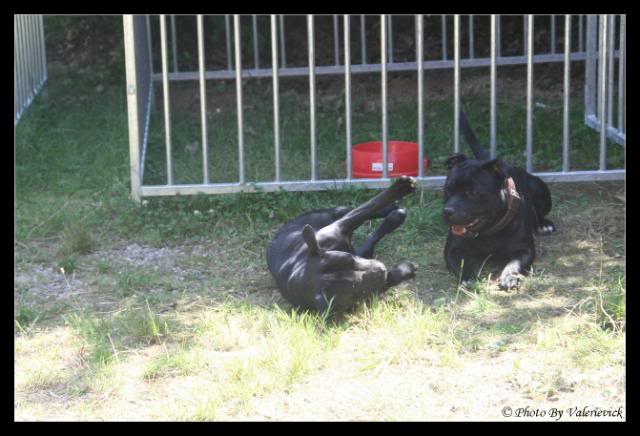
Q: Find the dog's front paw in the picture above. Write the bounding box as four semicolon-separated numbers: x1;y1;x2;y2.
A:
499;271;522;290
535;218;556;236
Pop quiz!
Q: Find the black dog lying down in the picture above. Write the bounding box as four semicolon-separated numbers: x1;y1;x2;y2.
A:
443;111;556;289
267;176;418;312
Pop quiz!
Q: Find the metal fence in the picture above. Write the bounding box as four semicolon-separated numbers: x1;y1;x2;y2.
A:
14;14;48;125
123;14;625;202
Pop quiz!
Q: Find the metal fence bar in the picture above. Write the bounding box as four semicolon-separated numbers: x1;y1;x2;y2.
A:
551;15;556;53
14;15;23;112
380;15;389;179
279;15;286;68
252;15;259;69
344;14;352;180
562;14;571;172
308;15;317;181
381;15;388;179
454;15;460;154
123;15;142;202
197;15;209;184
526;14;534;173
387;15;393;64
469;15;475;59
442;15;447;60
606;15;615;129
523;15;528;55
271;15;281;182
598;14;608;171
490;14;497;159
496;14;501;58
579;15;584;52
416;15;424;178
146;15;153;76
334;15;340;66
618;14;625;133
361;15;366;64
234;14;245;183
159;15;173;185
170;15;178;72
225;15;232;70
26;16;36;95
17;16;27;107
155;52;601;83
584;16;597;120
138;169;626;197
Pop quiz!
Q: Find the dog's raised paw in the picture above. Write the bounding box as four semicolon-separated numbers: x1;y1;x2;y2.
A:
392;176;417;196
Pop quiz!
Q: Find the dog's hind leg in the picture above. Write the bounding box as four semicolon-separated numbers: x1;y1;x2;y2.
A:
356;209;407;258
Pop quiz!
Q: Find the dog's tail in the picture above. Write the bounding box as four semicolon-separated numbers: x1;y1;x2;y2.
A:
459;110;490;161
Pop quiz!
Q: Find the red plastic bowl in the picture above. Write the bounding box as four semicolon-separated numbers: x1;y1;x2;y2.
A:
351;141;428;178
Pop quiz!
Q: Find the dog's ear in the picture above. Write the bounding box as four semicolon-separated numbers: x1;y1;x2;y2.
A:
481;158;507;179
302;224;322;256
445;154;468;170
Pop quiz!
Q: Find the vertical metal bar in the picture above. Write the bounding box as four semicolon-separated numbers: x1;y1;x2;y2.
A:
562;14;571;173
606;14;615;129
14;15;22;117
416;15;424;178
16;15;24;112
234;15;245;183
526;14;534;173
123;15;142;202
271;15;281;182
496;14;501;58
579;14;584;52
333;14;340;66
598;14;608;170
146;15;153;75
381;15;388;179
360;15;366;64
197;15;209;184
523;15;528;55
22;15;31;98
279;15;286;68
170;15;178;72
618;15;625;133
308;15;317;181
469;15;475;59
454;15;460;154
159;15;173;185
252;14;259;69
22;14;30;102
442;15;448;60
387;15;393;64
225;15;232;70
490;15;497;159
344;14;352;180
551;14;556;54
25;15;35;95
38;14;48;85
585;16;597;119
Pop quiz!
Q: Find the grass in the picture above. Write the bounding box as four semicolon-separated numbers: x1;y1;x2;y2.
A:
14;17;625;421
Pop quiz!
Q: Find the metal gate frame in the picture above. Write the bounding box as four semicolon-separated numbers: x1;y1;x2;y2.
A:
124;14;625;202
14;14;48;125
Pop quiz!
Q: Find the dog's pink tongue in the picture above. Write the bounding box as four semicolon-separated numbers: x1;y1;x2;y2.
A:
451;225;467;236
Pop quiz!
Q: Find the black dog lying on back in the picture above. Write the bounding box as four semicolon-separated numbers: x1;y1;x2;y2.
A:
443;111;556;289
267;176;418;312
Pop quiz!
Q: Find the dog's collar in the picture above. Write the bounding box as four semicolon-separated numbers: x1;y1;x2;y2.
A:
482;176;521;236
457;177;521;239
